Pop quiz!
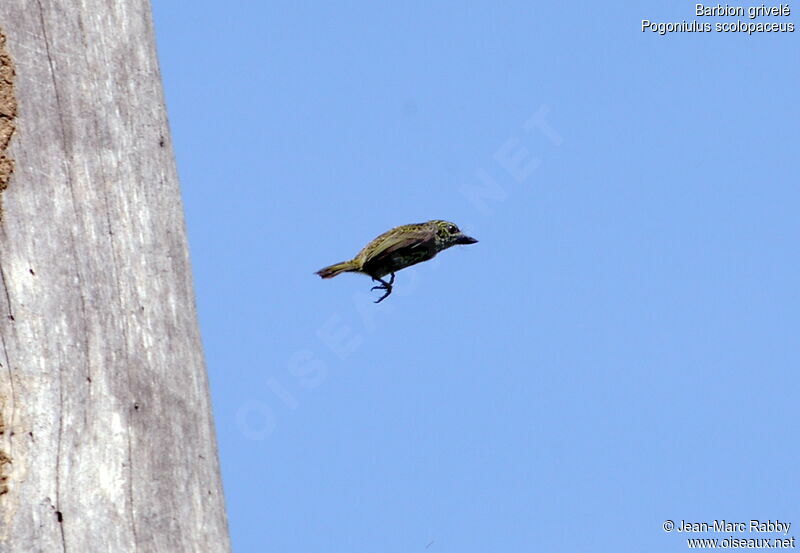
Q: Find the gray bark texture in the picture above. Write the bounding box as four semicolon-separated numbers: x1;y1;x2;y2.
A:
0;2;231;552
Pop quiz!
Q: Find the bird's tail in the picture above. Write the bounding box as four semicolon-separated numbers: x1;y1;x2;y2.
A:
316;260;359;279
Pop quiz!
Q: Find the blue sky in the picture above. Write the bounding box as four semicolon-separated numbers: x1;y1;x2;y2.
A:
152;3;799;551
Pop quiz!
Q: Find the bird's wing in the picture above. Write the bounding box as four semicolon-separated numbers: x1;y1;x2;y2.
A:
367;225;436;261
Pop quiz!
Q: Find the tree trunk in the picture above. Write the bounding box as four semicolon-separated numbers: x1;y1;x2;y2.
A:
0;2;231;552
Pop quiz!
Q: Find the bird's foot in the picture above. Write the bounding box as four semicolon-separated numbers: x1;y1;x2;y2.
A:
370;274;395;303
373;287;392;303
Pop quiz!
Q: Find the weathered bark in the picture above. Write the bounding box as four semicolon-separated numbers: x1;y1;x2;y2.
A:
0;2;231;552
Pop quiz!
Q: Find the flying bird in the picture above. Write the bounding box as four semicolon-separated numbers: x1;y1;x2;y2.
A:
316;220;478;303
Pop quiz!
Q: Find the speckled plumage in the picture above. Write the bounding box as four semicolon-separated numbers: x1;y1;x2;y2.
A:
316;220;477;303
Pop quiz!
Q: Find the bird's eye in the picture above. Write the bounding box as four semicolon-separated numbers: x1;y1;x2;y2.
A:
448;224;459;233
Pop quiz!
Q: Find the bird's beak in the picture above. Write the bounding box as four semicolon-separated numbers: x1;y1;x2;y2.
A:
456;234;478;245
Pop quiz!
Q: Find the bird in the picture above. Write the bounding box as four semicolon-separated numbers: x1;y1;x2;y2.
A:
316;220;478;303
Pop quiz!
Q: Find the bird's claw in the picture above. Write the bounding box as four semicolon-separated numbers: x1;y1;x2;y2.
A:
370;273;395;303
